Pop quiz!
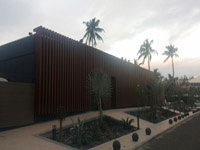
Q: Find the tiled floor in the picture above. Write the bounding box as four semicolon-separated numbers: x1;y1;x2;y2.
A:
0;107;199;150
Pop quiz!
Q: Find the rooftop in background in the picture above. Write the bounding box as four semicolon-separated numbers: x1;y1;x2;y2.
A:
189;76;200;84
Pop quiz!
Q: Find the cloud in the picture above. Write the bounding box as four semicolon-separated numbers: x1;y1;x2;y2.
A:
0;0;199;77
149;57;200;77
1;0;200;45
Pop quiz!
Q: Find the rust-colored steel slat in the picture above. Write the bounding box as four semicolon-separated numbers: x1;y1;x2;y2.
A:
34;26;154;116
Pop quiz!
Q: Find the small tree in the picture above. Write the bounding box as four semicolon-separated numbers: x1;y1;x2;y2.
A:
57;106;67;141
89;69;112;126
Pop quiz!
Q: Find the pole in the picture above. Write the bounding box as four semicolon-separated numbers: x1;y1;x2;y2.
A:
137;113;140;129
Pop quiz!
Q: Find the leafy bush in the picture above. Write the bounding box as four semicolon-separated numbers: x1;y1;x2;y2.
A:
121;117;134;129
146;107;162;122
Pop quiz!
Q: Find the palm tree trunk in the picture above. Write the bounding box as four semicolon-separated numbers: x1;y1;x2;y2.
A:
91;40;94;47
148;56;150;70
172;57;174;78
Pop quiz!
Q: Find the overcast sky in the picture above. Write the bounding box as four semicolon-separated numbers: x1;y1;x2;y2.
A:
0;0;200;77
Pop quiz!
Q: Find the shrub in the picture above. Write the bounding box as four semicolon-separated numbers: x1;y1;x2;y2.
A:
121;117;134;129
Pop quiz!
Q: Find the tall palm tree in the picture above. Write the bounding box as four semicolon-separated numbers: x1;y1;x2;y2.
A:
80;18;105;47
162;44;179;78
137;39;158;70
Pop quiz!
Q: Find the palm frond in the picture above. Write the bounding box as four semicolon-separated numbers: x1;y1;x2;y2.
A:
151;49;158;55
174;54;179;58
163;56;170;63
95;33;104;42
96;28;105;32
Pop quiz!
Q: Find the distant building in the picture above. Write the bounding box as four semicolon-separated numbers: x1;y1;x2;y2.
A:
189;76;200;87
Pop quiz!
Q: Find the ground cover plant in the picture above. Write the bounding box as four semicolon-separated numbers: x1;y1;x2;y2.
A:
41;116;137;150
127;108;177;123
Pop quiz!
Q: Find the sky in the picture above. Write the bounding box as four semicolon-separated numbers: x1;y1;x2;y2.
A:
0;0;200;77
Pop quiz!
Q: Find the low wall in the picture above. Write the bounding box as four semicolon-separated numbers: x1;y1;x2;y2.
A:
0;82;34;128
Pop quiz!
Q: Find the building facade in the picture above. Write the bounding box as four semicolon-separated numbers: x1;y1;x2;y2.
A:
0;26;154;121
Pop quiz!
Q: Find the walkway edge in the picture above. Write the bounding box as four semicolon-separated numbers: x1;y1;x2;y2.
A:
134;112;200;150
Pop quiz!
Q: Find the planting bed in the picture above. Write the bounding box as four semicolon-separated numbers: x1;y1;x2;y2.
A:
41;116;137;150
127;108;178;123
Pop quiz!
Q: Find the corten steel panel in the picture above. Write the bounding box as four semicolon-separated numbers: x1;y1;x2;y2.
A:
34;26;154;115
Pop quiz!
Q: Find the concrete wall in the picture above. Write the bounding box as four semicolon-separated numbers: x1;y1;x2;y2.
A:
0;82;34;128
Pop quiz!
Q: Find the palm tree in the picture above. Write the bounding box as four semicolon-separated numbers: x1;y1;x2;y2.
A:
163;44;179;78
137;39;158;70
81;18;105;47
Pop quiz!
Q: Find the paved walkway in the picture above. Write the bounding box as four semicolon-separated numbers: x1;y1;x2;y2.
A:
0;107;199;150
137;113;200;150
0;107;143;150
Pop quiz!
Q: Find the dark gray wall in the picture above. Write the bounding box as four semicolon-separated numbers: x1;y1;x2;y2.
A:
0;36;35;83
